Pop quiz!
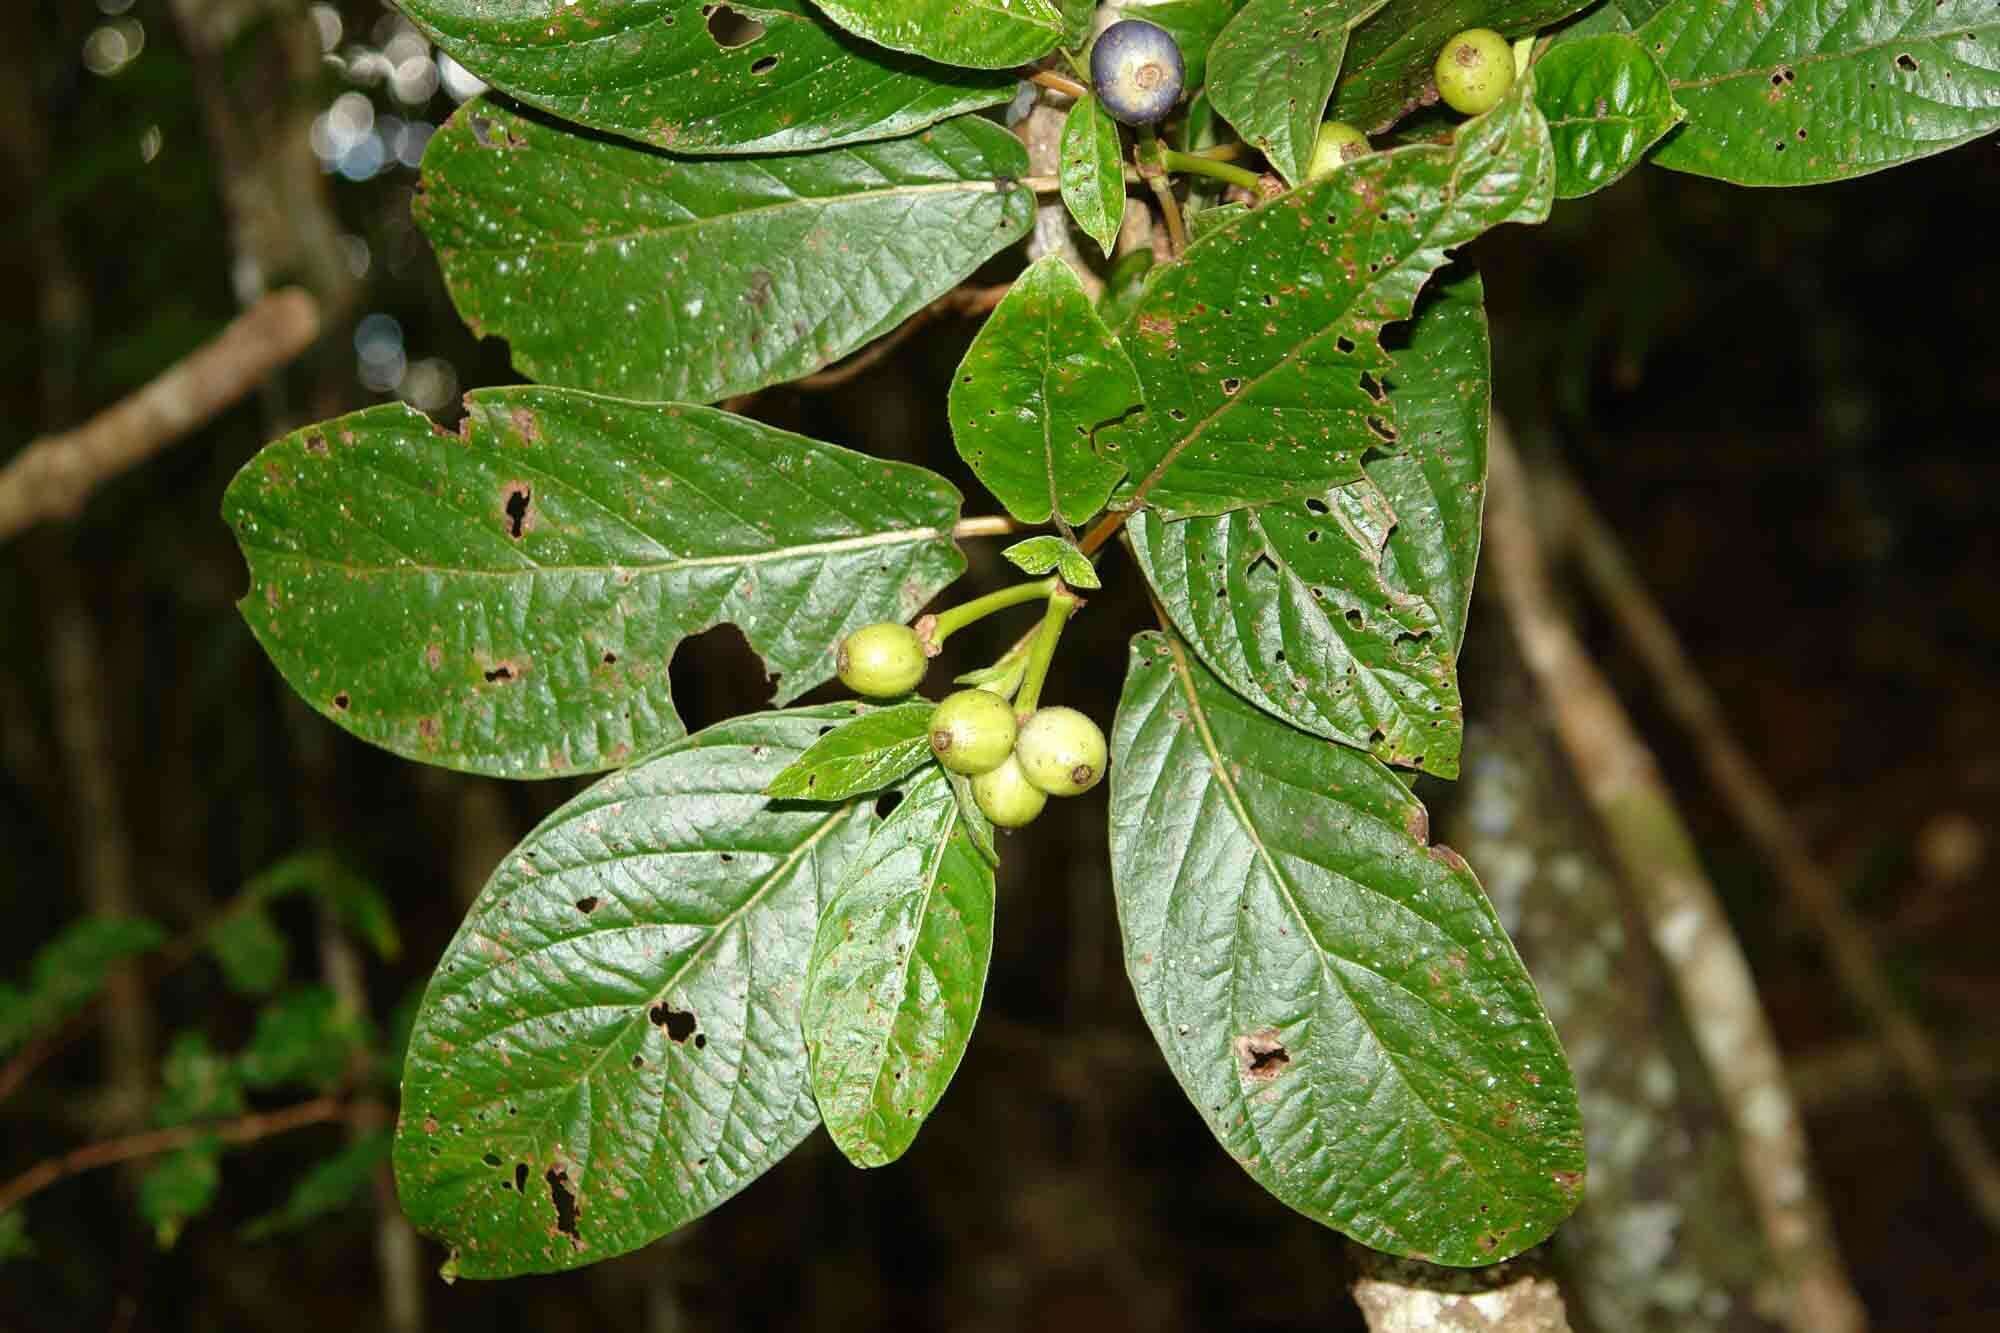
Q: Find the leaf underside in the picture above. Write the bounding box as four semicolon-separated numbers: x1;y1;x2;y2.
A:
1110;633;1585;1266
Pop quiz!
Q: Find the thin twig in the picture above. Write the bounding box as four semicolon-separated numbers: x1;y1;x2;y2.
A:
1029;68;1089;100
1483;423;1868;1333
953;515;1025;539
0;1096;371;1215
0;289;321;543
1548;465;2000;1234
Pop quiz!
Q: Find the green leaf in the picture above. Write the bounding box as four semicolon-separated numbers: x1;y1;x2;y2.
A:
945;771;1002;867
1060;94;1129;258
1533;33;1682;197
948;256;1139;528
154;1032;245;1128
243;1131;394;1241
418;101;1036;405
1186;200;1249;241
392;706;880;1278
206;906;289;996
764;702;934;800
1002;535;1101;590
811;0;1063;68
244;852;399;961
1366;267;1491;657
227;388;965;779
1639;0;2000;186
1057;0;1100;47
1109;633;1585;1265
139;1142;221;1249
804;768;995;1167
238;987;366;1091
1548;0;1670;43
1129;0;1251;90
1332;1;1592;131
399;0;1016;156
1097;249;1157;328
1210;0;1390;187
1108;74;1551;519
0;1210;32;1262
0;915;164;1054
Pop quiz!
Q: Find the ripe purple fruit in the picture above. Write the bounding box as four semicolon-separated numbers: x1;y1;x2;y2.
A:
1090;19;1185;127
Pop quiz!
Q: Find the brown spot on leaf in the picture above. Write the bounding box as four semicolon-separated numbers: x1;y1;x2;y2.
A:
1235;1028;1292;1083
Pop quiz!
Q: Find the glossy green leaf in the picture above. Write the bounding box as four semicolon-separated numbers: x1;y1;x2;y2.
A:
1130;0;1251;89
1129;475;1462;774
764;702;934;800
393;707;879;1278
1331;1;1591;130
139;1143;221;1249
0;915;164;1054
227;388;965;779
811;0;1063;68
1533;33;1682;197
1210;0;1389;187
1002;535;1101;590
399;0;1016;156
206;906;289;996
949;256;1139;527
1060;93;1129;258
1057;0;1099;46
1186;200;1250;241
419;101;1036;404
243;1132;394;1241
1109;75;1550;518
804;768;995;1167
154;1032;244;1128
1366;267;1491;657
1548;0;1669;43
1639;0;2000;186
238;987;365;1091
1109;633;1585;1265
946;770;1002;867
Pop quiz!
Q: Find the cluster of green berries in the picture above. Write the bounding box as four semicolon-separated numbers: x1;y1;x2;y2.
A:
835;622;1107;830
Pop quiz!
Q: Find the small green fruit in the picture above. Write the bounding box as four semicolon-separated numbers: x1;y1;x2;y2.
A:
971;754;1048;829
836;623;926;698
1434;28;1515;116
929;689;1017;776
1306;122;1371;181
1014;706;1108;797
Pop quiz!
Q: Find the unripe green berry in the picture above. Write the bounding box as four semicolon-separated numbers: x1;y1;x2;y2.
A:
836;623;926;698
929;688;1017;776
1433;28;1515;116
1306;122;1371;181
1014;706;1108;797
971;754;1047;828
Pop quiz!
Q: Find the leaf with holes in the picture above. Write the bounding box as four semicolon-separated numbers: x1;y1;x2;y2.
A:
418;101;1035;405
1210;0;1390;187
1532;33;1683;198
1060;93;1128;258
804;768;995;1167
764;703;937;801
949;256;1139;528
1110;632;1584;1264
1331;1;1592;131
1106;73;1550;519
226;389;964;779
810;0;1064;68
1638;0;2000;186
1002;535;1101;590
392;706;880;1278
398;0;1017;156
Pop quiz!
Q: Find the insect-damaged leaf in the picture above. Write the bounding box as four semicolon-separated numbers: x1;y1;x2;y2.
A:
811;0;1064;69
226;389;964;778
804;768;995;1167
399;0;1016;156
418;101;1035;405
1059;93;1129;258
1107;73;1549;519
393;707;879;1278
1330;0;1593;131
1532;33;1683;198
1209;0;1389;187
1109;633;1585;1265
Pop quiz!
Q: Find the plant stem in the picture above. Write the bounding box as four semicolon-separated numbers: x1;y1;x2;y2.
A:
1012;587;1080;716
1029;68;1088;100
1161;149;1263;193
1190;143;1246;162
926;577;1057;649
1136;127;1187;255
953;515;1024;539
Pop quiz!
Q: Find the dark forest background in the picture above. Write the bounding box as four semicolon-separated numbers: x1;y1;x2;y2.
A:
3;3;1996;1331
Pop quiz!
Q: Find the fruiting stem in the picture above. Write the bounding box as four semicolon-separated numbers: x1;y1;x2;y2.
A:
1160;149;1263;194
1136;127;1187;255
928;577;1058;648
1013;587;1081;716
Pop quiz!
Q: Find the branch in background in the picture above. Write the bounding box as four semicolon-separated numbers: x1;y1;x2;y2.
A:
1545;466;2000;1235
1482;422;1869;1333
1791;1034;2000;1114
0;290;321;543
0;1096;374;1216
1349;1252;1572;1333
